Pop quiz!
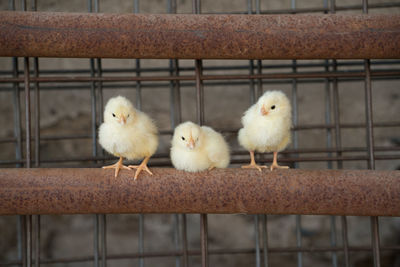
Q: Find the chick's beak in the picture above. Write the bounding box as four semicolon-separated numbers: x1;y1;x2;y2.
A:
187;137;195;149
261;106;269;116
118;115;126;125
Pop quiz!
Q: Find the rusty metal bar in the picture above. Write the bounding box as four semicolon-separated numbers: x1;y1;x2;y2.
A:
0;168;399;216
1;12;400;59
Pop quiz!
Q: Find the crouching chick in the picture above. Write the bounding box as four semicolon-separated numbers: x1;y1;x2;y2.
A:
171;121;230;172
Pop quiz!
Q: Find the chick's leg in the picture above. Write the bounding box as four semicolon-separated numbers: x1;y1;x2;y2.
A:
241;151;266;172
128;156;153;180
102;157;131;178
269;151;289;171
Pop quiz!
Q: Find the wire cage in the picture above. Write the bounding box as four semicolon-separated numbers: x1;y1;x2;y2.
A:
0;0;400;267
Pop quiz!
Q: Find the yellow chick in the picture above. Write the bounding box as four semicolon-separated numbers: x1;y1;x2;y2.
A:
99;96;158;180
238;90;292;171
171;121;230;172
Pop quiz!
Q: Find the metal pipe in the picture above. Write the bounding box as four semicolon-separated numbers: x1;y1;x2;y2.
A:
1;12;400;59
0;168;399;216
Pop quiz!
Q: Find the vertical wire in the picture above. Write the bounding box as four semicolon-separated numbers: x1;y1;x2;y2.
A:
253;4;263;267
95;2;107;266
88;0;98;159
96;58;104;130
290;1;302;266
134;0;142;110
12;59;22;167
134;58;142;111
132;2;145;267
167;1;182;267
362;2;380;267
34;215;40;267
10;3;22;266
94;215;99;267
261;215;268;267
195;59;204;125
192;1;207;266
33;61;40;167
254;3;267;266
321;2;337;267
9;0;15;11
21;0;26;11
23;22;30;168
329;1;350;266
247;0;256;104
254;215;261;267
30;3;40;267
139;214;145;267
100;214;107;267
168;0;182;127
95;0;104;139
255;0;262;99
181;214;189;267
200;214;208;267
11;1;24;263
87;2;100;267
169;59;182;127
173;214;181;267
341;216;350;267
21;215;27;267
24;55;32;267
26;215;32;267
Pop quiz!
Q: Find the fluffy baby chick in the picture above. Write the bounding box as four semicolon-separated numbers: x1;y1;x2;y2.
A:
99;96;158;179
171;121;230;172
238;90;291;171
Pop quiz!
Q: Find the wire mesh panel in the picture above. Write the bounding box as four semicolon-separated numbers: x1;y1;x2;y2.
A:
0;0;400;267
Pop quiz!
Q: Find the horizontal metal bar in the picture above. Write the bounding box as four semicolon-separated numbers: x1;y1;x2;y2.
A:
2;245;400;265
1;12;400;59
1;60;399;77
0;70;399;84
1;120;399;144
1;74;400;93
0;168;399;216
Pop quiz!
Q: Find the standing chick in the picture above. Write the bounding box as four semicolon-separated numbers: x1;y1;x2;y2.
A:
171;121;230;172
99;96;158;179
238;90;291;171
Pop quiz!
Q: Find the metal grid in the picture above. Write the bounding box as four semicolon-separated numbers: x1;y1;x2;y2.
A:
0;0;399;267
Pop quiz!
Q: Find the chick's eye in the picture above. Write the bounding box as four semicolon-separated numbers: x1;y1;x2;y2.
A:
181;136;185;141
112;113;116;117
271;105;276;110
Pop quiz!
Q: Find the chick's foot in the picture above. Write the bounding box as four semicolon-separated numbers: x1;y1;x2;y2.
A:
241;163;267;172
269;163;289;171
241;151;266;172
269;151;289;171
128;156;153;180
102;157;131;178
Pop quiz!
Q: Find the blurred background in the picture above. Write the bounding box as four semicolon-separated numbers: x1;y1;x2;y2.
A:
0;0;400;266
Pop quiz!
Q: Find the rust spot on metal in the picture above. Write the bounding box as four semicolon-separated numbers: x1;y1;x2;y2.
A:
0;12;399;59
0;168;399;216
